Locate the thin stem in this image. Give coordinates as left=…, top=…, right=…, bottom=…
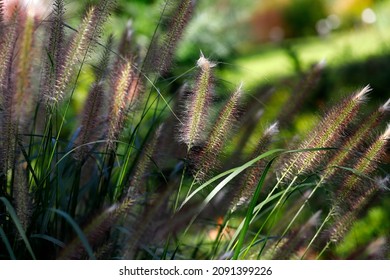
left=279, top=177, right=325, bottom=241
left=301, top=209, right=333, bottom=259
left=317, top=241, right=331, bottom=260
left=239, top=175, right=299, bottom=259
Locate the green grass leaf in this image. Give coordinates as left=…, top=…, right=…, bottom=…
left=0, top=226, right=16, bottom=260
left=49, top=208, right=96, bottom=260
left=232, top=157, right=275, bottom=259
left=0, top=197, right=36, bottom=259
left=30, top=233, right=66, bottom=249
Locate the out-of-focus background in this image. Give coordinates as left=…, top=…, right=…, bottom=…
left=75, top=0, right=390, bottom=119
left=97, top=0, right=390, bottom=92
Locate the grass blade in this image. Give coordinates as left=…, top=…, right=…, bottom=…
left=0, top=226, right=16, bottom=259
left=30, top=233, right=66, bottom=249
left=180, top=149, right=285, bottom=210
left=49, top=208, right=96, bottom=260
left=232, top=157, right=275, bottom=259
left=0, top=197, right=36, bottom=259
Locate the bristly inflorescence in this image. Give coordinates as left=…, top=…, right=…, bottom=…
left=280, top=85, right=371, bottom=180
left=41, top=0, right=65, bottom=103
left=13, top=13, right=36, bottom=129
left=0, top=11, right=19, bottom=175
left=191, top=83, right=243, bottom=181
left=106, top=59, right=141, bottom=149
left=232, top=122, right=279, bottom=208
left=125, top=126, right=161, bottom=200
left=50, top=7, right=95, bottom=104
left=312, top=123, right=389, bottom=251
left=336, top=124, right=390, bottom=201
left=43, top=0, right=116, bottom=105
left=180, top=53, right=215, bottom=149
left=0, top=0, right=4, bottom=36
left=0, top=10, right=17, bottom=98
left=327, top=180, right=381, bottom=245
left=146, top=0, right=196, bottom=76
left=13, top=159, right=32, bottom=234
left=74, top=82, right=105, bottom=162
left=73, top=36, right=114, bottom=162
left=320, top=97, right=390, bottom=183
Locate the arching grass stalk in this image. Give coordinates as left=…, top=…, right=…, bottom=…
left=229, top=147, right=335, bottom=259
left=227, top=188, right=284, bottom=252
left=172, top=149, right=285, bottom=258
left=179, top=149, right=285, bottom=210
left=278, top=176, right=326, bottom=245
left=301, top=208, right=334, bottom=259
left=241, top=176, right=300, bottom=259
left=226, top=152, right=298, bottom=252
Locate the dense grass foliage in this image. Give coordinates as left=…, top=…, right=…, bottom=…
left=0, top=0, right=389, bottom=260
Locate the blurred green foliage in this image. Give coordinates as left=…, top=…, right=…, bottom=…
left=336, top=204, right=390, bottom=259
left=283, top=0, right=328, bottom=37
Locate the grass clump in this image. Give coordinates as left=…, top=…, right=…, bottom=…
left=0, top=0, right=388, bottom=260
